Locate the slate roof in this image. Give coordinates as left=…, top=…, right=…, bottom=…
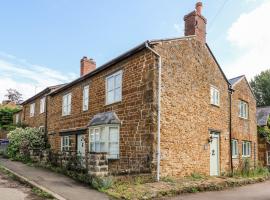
left=229, top=75, right=245, bottom=86
left=257, top=106, right=270, bottom=126
left=50, top=35, right=230, bottom=95
left=88, top=111, right=121, bottom=126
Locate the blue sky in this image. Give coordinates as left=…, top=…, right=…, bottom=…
left=0, top=0, right=268, bottom=101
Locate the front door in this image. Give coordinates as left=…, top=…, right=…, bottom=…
left=77, top=134, right=85, bottom=156
left=210, top=132, right=219, bottom=176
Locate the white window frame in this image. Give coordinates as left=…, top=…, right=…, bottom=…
left=40, top=97, right=46, bottom=114
left=210, top=86, right=220, bottom=106
left=231, top=139, right=238, bottom=158
left=239, top=100, right=248, bottom=119
left=242, top=141, right=251, bottom=157
left=30, top=103, right=35, bottom=117
left=106, top=70, right=122, bottom=105
left=89, top=125, right=120, bottom=159
left=39, top=126, right=45, bottom=134
left=62, top=93, right=72, bottom=116
left=61, top=136, right=71, bottom=151
left=267, top=151, right=270, bottom=166
left=15, top=114, right=19, bottom=124
left=82, top=85, right=89, bottom=111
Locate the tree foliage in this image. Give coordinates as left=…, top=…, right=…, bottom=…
left=250, top=70, right=270, bottom=106
left=5, top=88, right=23, bottom=104
left=7, top=127, right=45, bottom=159
left=0, top=107, right=19, bottom=131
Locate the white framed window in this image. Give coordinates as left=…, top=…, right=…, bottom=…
left=89, top=125, right=120, bottom=159
left=39, top=126, right=45, bottom=134
left=210, top=86, right=220, bottom=106
left=62, top=93, right=72, bottom=116
left=231, top=139, right=238, bottom=158
left=30, top=103, right=35, bottom=117
left=15, top=114, right=19, bottom=124
left=239, top=100, right=248, bottom=119
left=61, top=136, right=70, bottom=151
left=82, top=85, right=89, bottom=111
left=267, top=151, right=270, bottom=166
left=106, top=70, right=122, bottom=105
left=40, top=97, right=45, bottom=114
left=242, top=141, right=251, bottom=157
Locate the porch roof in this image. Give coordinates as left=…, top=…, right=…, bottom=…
left=88, top=111, right=121, bottom=127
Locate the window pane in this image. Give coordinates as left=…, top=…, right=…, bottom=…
left=114, top=88, right=121, bottom=102
left=109, top=127, right=119, bottom=142
left=107, top=90, right=114, bottom=104
left=115, top=74, right=122, bottom=88
left=107, top=77, right=114, bottom=91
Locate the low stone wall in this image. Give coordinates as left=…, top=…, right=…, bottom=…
left=29, top=149, right=109, bottom=177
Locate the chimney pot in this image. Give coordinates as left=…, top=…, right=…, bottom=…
left=184, top=2, right=207, bottom=43
left=196, top=2, right=203, bottom=15
left=80, top=56, right=96, bottom=76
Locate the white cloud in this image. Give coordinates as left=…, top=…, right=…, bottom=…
left=0, top=53, right=77, bottom=102
left=225, top=1, right=270, bottom=80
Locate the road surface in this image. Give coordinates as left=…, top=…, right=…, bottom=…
left=168, top=180, right=270, bottom=200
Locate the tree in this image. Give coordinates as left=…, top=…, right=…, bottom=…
left=5, top=88, right=23, bottom=104
left=250, top=69, right=270, bottom=106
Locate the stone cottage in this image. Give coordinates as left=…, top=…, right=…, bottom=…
left=15, top=2, right=257, bottom=178
left=17, top=85, right=65, bottom=133
left=257, top=106, right=270, bottom=166
left=229, top=75, right=257, bottom=169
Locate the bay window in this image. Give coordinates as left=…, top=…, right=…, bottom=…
left=89, top=125, right=119, bottom=159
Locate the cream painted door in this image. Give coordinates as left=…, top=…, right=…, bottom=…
left=210, top=132, right=219, bottom=176
left=77, top=134, right=85, bottom=156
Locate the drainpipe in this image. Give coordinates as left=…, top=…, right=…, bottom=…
left=44, top=95, right=48, bottom=147
left=229, top=86, right=234, bottom=173
left=145, top=41, right=161, bottom=181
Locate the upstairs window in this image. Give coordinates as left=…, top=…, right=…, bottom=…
left=89, top=125, right=119, bottom=159
left=82, top=85, right=89, bottom=111
left=242, top=141, right=251, bottom=157
left=239, top=100, right=248, bottom=119
left=61, top=136, right=70, bottom=151
left=231, top=139, right=238, bottom=158
left=106, top=70, right=122, bottom=105
left=210, top=86, right=220, bottom=106
left=62, top=93, right=72, bottom=116
left=30, top=103, right=35, bottom=117
left=40, top=97, right=45, bottom=114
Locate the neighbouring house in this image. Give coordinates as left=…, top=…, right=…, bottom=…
left=17, top=85, right=65, bottom=133
left=14, top=2, right=257, bottom=178
left=229, top=76, right=257, bottom=169
left=257, top=106, right=270, bottom=167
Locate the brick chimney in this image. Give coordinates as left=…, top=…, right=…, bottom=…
left=80, top=56, right=96, bottom=76
left=184, top=2, right=207, bottom=43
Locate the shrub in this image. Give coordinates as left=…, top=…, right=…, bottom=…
left=7, top=127, right=45, bottom=159
left=91, top=176, right=114, bottom=191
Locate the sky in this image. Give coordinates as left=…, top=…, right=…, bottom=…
left=0, top=0, right=269, bottom=102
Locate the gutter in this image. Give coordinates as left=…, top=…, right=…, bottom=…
left=145, top=41, right=161, bottom=182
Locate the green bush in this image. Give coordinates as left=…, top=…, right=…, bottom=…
left=7, top=127, right=45, bottom=159
left=91, top=176, right=114, bottom=191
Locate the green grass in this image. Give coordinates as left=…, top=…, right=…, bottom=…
left=31, top=187, right=55, bottom=199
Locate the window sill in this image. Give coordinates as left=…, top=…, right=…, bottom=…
left=210, top=103, right=220, bottom=108
left=242, top=156, right=251, bottom=158
left=105, top=100, right=122, bottom=107
left=232, top=156, right=238, bottom=159
left=239, top=117, right=248, bottom=120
